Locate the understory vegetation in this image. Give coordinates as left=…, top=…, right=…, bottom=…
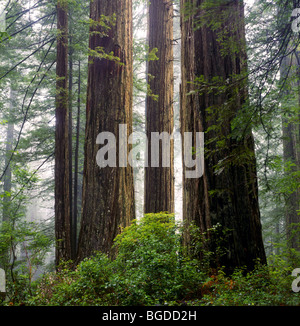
left=1, top=213, right=299, bottom=306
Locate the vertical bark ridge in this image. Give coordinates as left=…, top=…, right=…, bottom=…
left=144, top=0, right=174, bottom=214
left=180, top=0, right=266, bottom=272
left=55, top=0, right=71, bottom=265
left=76, top=0, right=135, bottom=261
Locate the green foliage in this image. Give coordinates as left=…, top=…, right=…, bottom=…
left=187, top=221, right=233, bottom=273
left=0, top=159, right=53, bottom=305
left=28, top=254, right=112, bottom=306
left=26, top=213, right=205, bottom=306
left=144, top=47, right=160, bottom=102
left=146, top=81, right=159, bottom=102
left=0, top=219, right=53, bottom=304
left=0, top=31, right=10, bottom=43
left=111, top=213, right=204, bottom=305
left=88, top=46, right=124, bottom=65
left=195, top=256, right=300, bottom=306
left=88, top=13, right=116, bottom=37
left=18, top=214, right=300, bottom=307
left=147, top=47, right=159, bottom=62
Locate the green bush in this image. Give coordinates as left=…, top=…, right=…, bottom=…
left=111, top=212, right=204, bottom=305
left=28, top=253, right=113, bottom=306
left=0, top=219, right=52, bottom=304
left=23, top=213, right=300, bottom=306
left=193, top=261, right=300, bottom=306
left=27, top=213, right=204, bottom=306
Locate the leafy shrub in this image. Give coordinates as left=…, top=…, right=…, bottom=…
left=193, top=261, right=300, bottom=306
left=28, top=253, right=113, bottom=306
left=111, top=212, right=204, bottom=305
left=23, top=213, right=300, bottom=306
left=26, top=213, right=204, bottom=306
left=0, top=219, right=52, bottom=304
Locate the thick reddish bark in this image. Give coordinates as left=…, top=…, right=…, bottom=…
left=55, top=0, right=71, bottom=265
left=180, top=0, right=266, bottom=272
left=76, top=0, right=135, bottom=261
left=144, top=0, right=174, bottom=214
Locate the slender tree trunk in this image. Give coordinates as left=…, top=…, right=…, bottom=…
left=180, top=0, right=266, bottom=272
left=144, top=0, right=174, bottom=214
left=68, top=15, right=75, bottom=260
left=55, top=0, right=71, bottom=265
left=280, top=52, right=300, bottom=251
left=73, top=60, right=81, bottom=256
left=2, top=87, right=14, bottom=222
left=76, top=0, right=135, bottom=261
left=283, top=120, right=300, bottom=249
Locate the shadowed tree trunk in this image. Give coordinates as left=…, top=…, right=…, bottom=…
left=73, top=60, right=81, bottom=259
left=144, top=0, right=174, bottom=214
left=55, top=0, right=71, bottom=265
left=280, top=51, right=300, bottom=251
left=76, top=0, right=135, bottom=261
left=180, top=0, right=266, bottom=272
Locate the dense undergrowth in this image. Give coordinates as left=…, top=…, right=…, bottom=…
left=1, top=213, right=300, bottom=306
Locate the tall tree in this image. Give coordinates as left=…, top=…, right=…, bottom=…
left=280, top=51, right=300, bottom=251
left=144, top=0, right=174, bottom=214
left=55, top=0, right=71, bottom=265
left=68, top=8, right=74, bottom=260
left=2, top=86, right=15, bottom=222
left=76, top=0, right=135, bottom=261
left=180, top=0, right=266, bottom=272
left=73, top=59, right=81, bottom=258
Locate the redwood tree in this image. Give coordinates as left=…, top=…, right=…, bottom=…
left=144, top=0, right=174, bottom=214
left=280, top=52, right=300, bottom=251
left=180, top=0, right=266, bottom=272
left=55, top=0, right=71, bottom=265
left=76, top=0, right=135, bottom=261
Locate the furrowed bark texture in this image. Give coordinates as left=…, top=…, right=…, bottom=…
left=180, top=0, right=266, bottom=272
left=280, top=53, right=300, bottom=251
left=55, top=0, right=71, bottom=265
left=73, top=60, right=81, bottom=259
left=144, top=0, right=174, bottom=214
left=76, top=0, right=135, bottom=261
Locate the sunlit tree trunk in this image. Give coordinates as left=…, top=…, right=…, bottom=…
left=280, top=52, right=300, bottom=251
left=144, top=0, right=174, bottom=214
left=76, top=0, right=135, bottom=261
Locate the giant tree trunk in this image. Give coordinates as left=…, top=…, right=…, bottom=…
left=144, top=0, right=174, bottom=214
left=180, top=0, right=266, bottom=272
left=55, top=0, right=71, bottom=265
left=76, top=0, right=135, bottom=261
